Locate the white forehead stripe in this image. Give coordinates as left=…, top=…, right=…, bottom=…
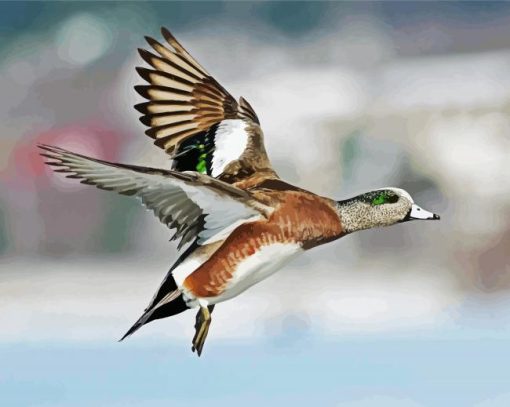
left=211, top=119, right=249, bottom=177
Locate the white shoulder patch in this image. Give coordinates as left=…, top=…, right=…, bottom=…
left=211, top=119, right=249, bottom=177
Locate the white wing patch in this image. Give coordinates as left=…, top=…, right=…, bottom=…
left=176, top=178, right=260, bottom=243
left=199, top=215, right=261, bottom=246
left=211, top=119, right=249, bottom=177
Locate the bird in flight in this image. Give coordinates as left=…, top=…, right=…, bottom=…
left=39, top=27, right=440, bottom=356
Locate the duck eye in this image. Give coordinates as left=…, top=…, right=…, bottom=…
left=371, top=192, right=399, bottom=206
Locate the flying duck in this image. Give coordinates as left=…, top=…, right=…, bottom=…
left=39, top=27, right=440, bottom=356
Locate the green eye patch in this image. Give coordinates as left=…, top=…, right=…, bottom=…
left=371, top=191, right=399, bottom=206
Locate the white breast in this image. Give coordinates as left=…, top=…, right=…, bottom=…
left=204, top=243, right=303, bottom=305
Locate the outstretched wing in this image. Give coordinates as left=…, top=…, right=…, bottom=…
left=39, top=145, right=270, bottom=249
left=135, top=27, right=277, bottom=184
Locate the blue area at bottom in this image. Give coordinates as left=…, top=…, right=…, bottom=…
left=1, top=335, right=509, bottom=406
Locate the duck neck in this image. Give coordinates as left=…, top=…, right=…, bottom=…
left=335, top=198, right=372, bottom=234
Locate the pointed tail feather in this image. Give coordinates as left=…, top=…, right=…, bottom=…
left=119, top=290, right=188, bottom=341
left=119, top=310, right=153, bottom=342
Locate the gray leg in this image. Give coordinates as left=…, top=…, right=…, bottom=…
left=191, top=305, right=215, bottom=356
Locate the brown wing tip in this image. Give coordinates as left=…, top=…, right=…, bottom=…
left=161, top=27, right=177, bottom=46
left=139, top=115, right=152, bottom=126
left=134, top=102, right=149, bottom=114
left=145, top=35, right=171, bottom=56
left=37, top=143, right=57, bottom=151
left=239, top=96, right=260, bottom=125
left=40, top=154, right=61, bottom=166
left=37, top=145, right=67, bottom=169
left=135, top=66, right=151, bottom=83
left=145, top=127, right=159, bottom=139
left=138, top=48, right=157, bottom=66
left=37, top=143, right=52, bottom=153
left=153, top=136, right=176, bottom=154
left=134, top=85, right=150, bottom=99
left=144, top=35, right=158, bottom=48
left=37, top=143, right=66, bottom=157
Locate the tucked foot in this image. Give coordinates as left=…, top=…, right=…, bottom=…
left=191, top=305, right=214, bottom=356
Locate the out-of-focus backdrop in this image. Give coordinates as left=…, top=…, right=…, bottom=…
left=2, top=2, right=510, bottom=406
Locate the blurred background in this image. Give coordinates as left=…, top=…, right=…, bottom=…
left=2, top=1, right=510, bottom=406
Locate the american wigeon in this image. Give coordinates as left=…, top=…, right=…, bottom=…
left=39, top=28, right=439, bottom=356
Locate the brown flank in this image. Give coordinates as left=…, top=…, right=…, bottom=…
left=182, top=190, right=344, bottom=297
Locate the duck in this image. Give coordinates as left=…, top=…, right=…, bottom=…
left=39, top=27, right=440, bottom=356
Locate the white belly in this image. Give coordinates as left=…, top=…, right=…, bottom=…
left=203, top=243, right=303, bottom=305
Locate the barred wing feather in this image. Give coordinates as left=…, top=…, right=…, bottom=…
left=135, top=27, right=277, bottom=184
left=39, top=145, right=268, bottom=248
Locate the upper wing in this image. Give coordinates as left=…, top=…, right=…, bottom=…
left=39, top=144, right=270, bottom=249
left=135, top=27, right=277, bottom=184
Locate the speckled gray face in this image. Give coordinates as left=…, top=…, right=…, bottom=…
left=336, top=188, right=438, bottom=233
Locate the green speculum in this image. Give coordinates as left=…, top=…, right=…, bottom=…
left=195, top=143, right=208, bottom=173
left=195, top=153, right=208, bottom=173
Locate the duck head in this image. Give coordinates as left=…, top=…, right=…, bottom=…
left=336, top=187, right=439, bottom=234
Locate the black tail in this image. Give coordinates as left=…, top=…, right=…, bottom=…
left=119, top=290, right=188, bottom=341
left=119, top=241, right=199, bottom=341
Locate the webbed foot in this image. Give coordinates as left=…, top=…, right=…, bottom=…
left=191, top=305, right=214, bottom=356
